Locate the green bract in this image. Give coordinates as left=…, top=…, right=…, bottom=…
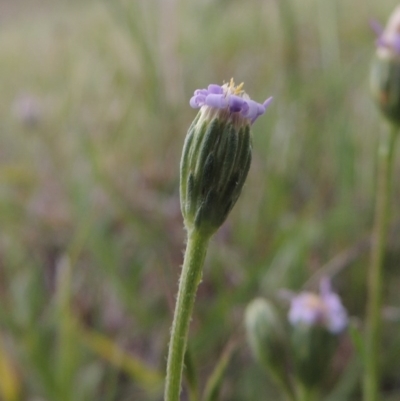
left=371, top=57, right=400, bottom=125
left=371, top=6, right=400, bottom=126
left=245, top=299, right=290, bottom=385
left=180, top=111, right=252, bottom=236
left=290, top=325, right=339, bottom=390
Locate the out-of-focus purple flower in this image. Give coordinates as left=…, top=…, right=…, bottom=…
left=288, top=278, right=348, bottom=334
left=190, top=79, right=272, bottom=125
left=372, top=6, right=400, bottom=58
left=12, top=93, right=42, bottom=127
left=370, top=7, right=400, bottom=125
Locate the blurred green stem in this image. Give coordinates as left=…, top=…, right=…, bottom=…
left=276, top=0, right=300, bottom=94
left=165, top=230, right=210, bottom=401
left=296, top=384, right=317, bottom=401
left=274, top=375, right=296, bottom=401
left=364, top=125, right=398, bottom=401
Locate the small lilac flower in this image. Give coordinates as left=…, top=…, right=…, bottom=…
left=370, top=7, right=400, bottom=125
left=288, top=278, right=348, bottom=334
left=189, top=79, right=272, bottom=125
left=180, top=79, right=272, bottom=235
left=372, top=6, right=400, bottom=58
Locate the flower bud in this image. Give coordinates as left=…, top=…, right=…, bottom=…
left=245, top=298, right=291, bottom=387
left=180, top=80, right=272, bottom=236
left=370, top=6, right=400, bottom=125
left=291, top=325, right=339, bottom=390
left=288, top=279, right=348, bottom=389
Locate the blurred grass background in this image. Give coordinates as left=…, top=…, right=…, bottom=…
left=1, top=0, right=400, bottom=400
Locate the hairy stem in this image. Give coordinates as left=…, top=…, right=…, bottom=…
left=165, top=230, right=210, bottom=401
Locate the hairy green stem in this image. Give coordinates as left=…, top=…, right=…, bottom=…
left=364, top=125, right=398, bottom=401
left=165, top=230, right=210, bottom=401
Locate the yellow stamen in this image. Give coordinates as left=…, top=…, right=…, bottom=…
left=234, top=82, right=244, bottom=94
left=304, top=294, right=324, bottom=309
left=227, top=78, right=245, bottom=95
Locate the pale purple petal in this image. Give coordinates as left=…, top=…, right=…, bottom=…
left=288, top=294, right=323, bottom=326
left=208, top=84, right=224, bottom=94
left=250, top=105, right=267, bottom=124
left=190, top=95, right=206, bottom=108
left=263, top=97, right=274, bottom=110
left=241, top=101, right=249, bottom=114
left=205, top=94, right=228, bottom=109
left=393, top=36, right=400, bottom=54
left=194, top=89, right=208, bottom=96
left=319, top=277, right=332, bottom=297
left=376, top=37, right=385, bottom=48
left=328, top=308, right=348, bottom=333
left=324, top=293, right=348, bottom=333
left=288, top=278, right=348, bottom=334
left=322, top=292, right=348, bottom=333
left=256, top=103, right=266, bottom=117
left=372, top=12, right=400, bottom=55
left=228, top=95, right=245, bottom=112
left=189, top=82, right=272, bottom=125
left=370, top=19, right=383, bottom=36
left=241, top=99, right=260, bottom=120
